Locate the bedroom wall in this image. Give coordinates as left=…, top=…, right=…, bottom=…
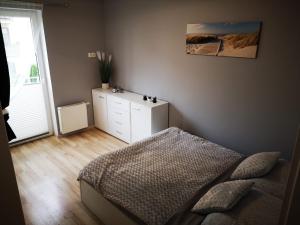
left=103, top=0, right=300, bottom=159
left=42, top=0, right=104, bottom=129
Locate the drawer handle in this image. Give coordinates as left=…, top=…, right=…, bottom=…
left=116, top=130, right=123, bottom=135
left=115, top=121, right=123, bottom=125
left=133, top=108, right=141, bottom=111
left=98, top=96, right=104, bottom=99
left=114, top=112, right=123, bottom=116
left=114, top=101, right=122, bottom=105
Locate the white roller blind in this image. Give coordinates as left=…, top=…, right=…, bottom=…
left=0, top=7, right=52, bottom=142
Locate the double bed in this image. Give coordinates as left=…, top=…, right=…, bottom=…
left=78, top=127, right=289, bottom=225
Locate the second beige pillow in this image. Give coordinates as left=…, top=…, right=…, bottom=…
left=192, top=180, right=254, bottom=214
left=230, top=152, right=281, bottom=180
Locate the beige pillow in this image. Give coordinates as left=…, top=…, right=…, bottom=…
left=192, top=180, right=254, bottom=214
left=230, top=152, right=281, bottom=180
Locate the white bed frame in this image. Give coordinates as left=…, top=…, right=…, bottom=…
left=80, top=180, right=140, bottom=225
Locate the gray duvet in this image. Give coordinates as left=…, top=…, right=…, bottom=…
left=78, top=127, right=242, bottom=225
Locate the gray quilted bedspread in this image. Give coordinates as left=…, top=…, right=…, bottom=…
left=78, top=127, right=242, bottom=225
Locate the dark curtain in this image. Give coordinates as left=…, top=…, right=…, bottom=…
left=0, top=23, right=16, bottom=142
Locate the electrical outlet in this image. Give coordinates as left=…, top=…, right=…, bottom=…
left=88, top=52, right=97, bottom=58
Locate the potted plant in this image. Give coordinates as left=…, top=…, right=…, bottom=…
left=97, top=51, right=112, bottom=89
left=30, top=64, right=39, bottom=83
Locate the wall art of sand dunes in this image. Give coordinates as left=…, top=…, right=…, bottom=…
left=186, top=22, right=261, bottom=58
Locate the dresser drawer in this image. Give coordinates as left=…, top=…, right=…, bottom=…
left=110, top=121, right=130, bottom=142
left=107, top=95, right=130, bottom=112
left=107, top=101, right=130, bottom=128
left=110, top=108, right=129, bottom=122
left=107, top=97, right=130, bottom=142
left=109, top=109, right=130, bottom=130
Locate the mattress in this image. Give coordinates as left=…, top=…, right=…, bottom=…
left=78, top=127, right=242, bottom=225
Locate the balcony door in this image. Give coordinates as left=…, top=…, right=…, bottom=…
left=0, top=8, right=53, bottom=143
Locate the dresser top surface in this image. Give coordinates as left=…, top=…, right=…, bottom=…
left=92, top=88, right=168, bottom=108
left=93, top=88, right=168, bottom=107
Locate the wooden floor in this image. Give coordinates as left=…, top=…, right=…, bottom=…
left=10, top=128, right=127, bottom=225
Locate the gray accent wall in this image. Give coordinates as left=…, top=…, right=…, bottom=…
left=103, top=0, right=300, bottom=158
left=43, top=0, right=104, bottom=128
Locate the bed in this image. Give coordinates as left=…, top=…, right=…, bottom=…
left=78, top=127, right=289, bottom=225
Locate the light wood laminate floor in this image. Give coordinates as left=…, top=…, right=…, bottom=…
left=10, top=128, right=127, bottom=225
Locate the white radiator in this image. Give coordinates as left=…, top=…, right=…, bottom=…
left=57, top=102, right=88, bottom=134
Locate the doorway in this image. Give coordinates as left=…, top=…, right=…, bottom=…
left=0, top=8, right=53, bottom=143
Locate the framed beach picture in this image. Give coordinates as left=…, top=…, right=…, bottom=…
left=186, top=21, right=262, bottom=58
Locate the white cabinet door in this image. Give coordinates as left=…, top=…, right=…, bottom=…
left=92, top=91, right=108, bottom=132
left=131, top=103, right=149, bottom=142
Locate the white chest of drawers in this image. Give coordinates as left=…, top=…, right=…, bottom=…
left=92, top=88, right=169, bottom=143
